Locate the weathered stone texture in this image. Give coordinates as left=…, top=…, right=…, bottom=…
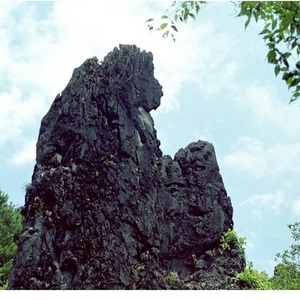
left=9, top=45, right=245, bottom=290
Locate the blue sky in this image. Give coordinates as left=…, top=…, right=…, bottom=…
left=1, top=1, right=300, bottom=278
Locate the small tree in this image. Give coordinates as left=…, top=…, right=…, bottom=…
left=0, top=189, right=24, bottom=289
left=271, top=222, right=300, bottom=289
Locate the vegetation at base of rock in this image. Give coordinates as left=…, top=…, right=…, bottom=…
left=234, top=261, right=272, bottom=290
left=0, top=188, right=24, bottom=289
left=165, top=271, right=180, bottom=289
left=220, top=229, right=246, bottom=257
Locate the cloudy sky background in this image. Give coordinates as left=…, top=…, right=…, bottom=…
left=1, top=1, right=300, bottom=276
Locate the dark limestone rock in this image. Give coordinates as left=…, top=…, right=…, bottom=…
left=9, top=45, right=245, bottom=290
left=160, top=141, right=236, bottom=276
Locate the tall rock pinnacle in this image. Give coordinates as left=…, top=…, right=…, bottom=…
left=9, top=45, right=245, bottom=290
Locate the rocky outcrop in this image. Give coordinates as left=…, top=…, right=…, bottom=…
left=9, top=45, right=245, bottom=290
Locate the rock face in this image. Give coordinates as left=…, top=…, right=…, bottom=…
left=9, top=45, right=245, bottom=290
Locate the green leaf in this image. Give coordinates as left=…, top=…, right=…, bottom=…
left=260, top=27, right=271, bottom=35
left=147, top=24, right=153, bottom=31
left=291, top=39, right=298, bottom=49
left=160, top=23, right=168, bottom=30
left=283, top=58, right=290, bottom=68
left=287, top=76, right=293, bottom=88
left=267, top=50, right=277, bottom=63
left=162, top=30, right=169, bottom=39
left=282, top=52, right=292, bottom=59
left=272, top=18, right=278, bottom=30
left=189, top=12, right=196, bottom=20
left=245, top=17, right=251, bottom=29
left=291, top=78, right=300, bottom=87
left=171, top=25, right=178, bottom=32
left=161, top=15, right=168, bottom=19
left=290, top=94, right=298, bottom=102
left=274, top=65, right=281, bottom=77
left=293, top=92, right=300, bottom=99
left=281, top=67, right=289, bottom=72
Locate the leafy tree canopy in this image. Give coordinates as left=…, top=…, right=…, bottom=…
left=271, top=222, right=300, bottom=289
left=147, top=1, right=300, bottom=103
left=0, top=189, right=23, bottom=289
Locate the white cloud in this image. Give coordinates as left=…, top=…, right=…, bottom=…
left=236, top=83, right=300, bottom=140
left=8, top=139, right=36, bottom=166
left=244, top=231, right=258, bottom=254
left=174, top=20, right=238, bottom=95
left=223, top=136, right=300, bottom=179
left=239, top=190, right=285, bottom=219
left=292, top=198, right=300, bottom=218
left=0, top=89, right=47, bottom=143
left=192, top=128, right=216, bottom=145
left=224, top=137, right=267, bottom=178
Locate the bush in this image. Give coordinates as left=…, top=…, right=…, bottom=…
left=220, top=229, right=246, bottom=257
left=235, top=261, right=272, bottom=290
left=165, top=271, right=180, bottom=288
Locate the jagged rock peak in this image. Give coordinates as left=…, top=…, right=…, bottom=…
left=9, top=45, right=245, bottom=290
left=67, top=44, right=162, bottom=111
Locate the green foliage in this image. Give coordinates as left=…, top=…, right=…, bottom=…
left=237, top=1, right=300, bottom=103
left=270, top=222, right=300, bottom=289
left=22, top=182, right=32, bottom=192
left=0, top=189, right=24, bottom=289
left=146, top=1, right=207, bottom=41
left=0, top=281, right=8, bottom=290
left=235, top=261, right=272, bottom=290
left=136, top=263, right=145, bottom=271
left=149, top=1, right=300, bottom=103
left=220, top=229, right=246, bottom=257
left=165, top=271, right=180, bottom=288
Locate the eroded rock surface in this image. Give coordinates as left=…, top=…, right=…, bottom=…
left=9, top=45, right=245, bottom=290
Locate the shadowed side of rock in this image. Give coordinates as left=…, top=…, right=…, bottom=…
left=9, top=45, right=245, bottom=290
